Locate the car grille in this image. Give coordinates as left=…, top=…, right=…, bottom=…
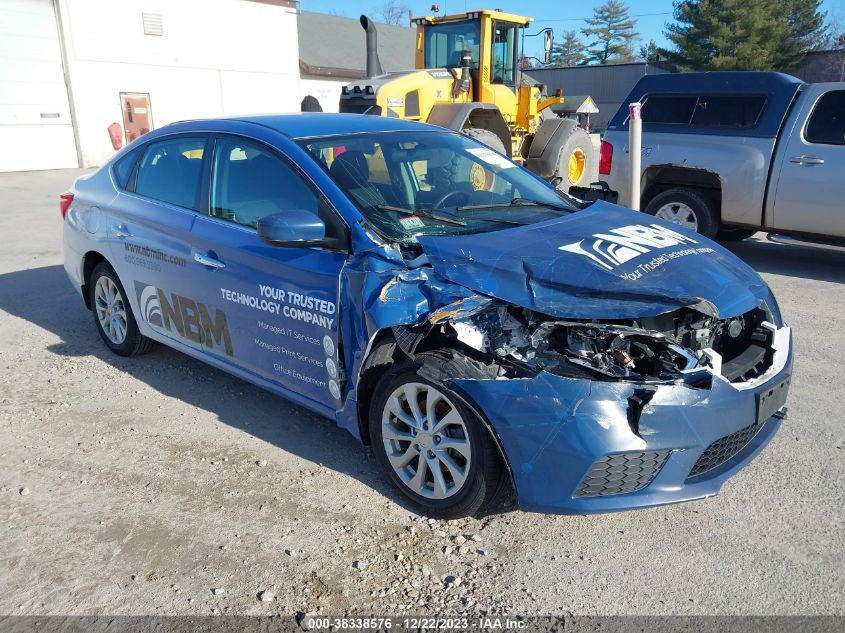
left=687, top=422, right=761, bottom=479
left=575, top=451, right=670, bottom=498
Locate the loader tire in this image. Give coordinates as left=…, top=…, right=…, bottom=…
left=453, top=128, right=509, bottom=192
left=461, top=127, right=507, bottom=155
left=554, top=125, right=595, bottom=189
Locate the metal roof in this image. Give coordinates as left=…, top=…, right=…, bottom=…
left=235, top=113, right=438, bottom=138
left=297, top=11, right=415, bottom=79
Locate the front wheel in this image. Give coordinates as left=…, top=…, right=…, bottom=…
left=369, top=355, right=505, bottom=519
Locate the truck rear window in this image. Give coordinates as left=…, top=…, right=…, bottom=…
left=641, top=94, right=766, bottom=129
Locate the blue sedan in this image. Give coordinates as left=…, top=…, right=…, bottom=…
left=62, top=114, right=792, bottom=518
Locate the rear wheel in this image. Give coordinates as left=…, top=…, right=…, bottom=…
left=369, top=355, right=505, bottom=519
left=89, top=262, right=153, bottom=356
left=644, top=188, right=718, bottom=239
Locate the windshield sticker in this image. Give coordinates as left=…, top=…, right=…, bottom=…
left=399, top=215, right=425, bottom=230
left=467, top=147, right=515, bottom=170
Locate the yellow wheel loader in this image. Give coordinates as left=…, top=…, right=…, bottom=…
left=338, top=9, right=599, bottom=190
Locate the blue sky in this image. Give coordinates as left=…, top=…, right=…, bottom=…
left=298, top=0, right=845, bottom=60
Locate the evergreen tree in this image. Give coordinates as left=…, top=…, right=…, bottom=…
left=639, top=39, right=659, bottom=62
left=551, top=30, right=588, bottom=66
left=775, top=0, right=828, bottom=68
left=581, top=0, right=639, bottom=63
left=660, top=0, right=827, bottom=71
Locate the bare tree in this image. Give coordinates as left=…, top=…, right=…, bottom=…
left=375, top=0, right=411, bottom=25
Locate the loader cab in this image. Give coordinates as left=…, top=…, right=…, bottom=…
left=414, top=10, right=531, bottom=104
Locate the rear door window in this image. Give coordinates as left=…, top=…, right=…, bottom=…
left=805, top=90, right=845, bottom=145
left=133, top=137, right=206, bottom=210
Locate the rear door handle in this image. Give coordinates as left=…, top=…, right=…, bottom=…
left=790, top=155, right=825, bottom=166
left=193, top=252, right=226, bottom=269
left=113, top=224, right=131, bottom=239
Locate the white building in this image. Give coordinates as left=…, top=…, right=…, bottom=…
left=1, top=0, right=301, bottom=171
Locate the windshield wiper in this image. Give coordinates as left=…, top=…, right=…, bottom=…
left=376, top=204, right=467, bottom=226
left=456, top=197, right=571, bottom=212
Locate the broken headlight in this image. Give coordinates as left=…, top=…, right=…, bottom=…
left=534, top=322, right=696, bottom=380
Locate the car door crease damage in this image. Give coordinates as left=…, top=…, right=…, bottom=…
left=63, top=114, right=792, bottom=517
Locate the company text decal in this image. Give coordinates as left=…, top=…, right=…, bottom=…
left=559, top=223, right=714, bottom=279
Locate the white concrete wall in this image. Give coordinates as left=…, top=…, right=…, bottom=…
left=299, top=77, right=347, bottom=113
left=56, top=0, right=301, bottom=167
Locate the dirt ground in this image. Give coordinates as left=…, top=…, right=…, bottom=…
left=1, top=169, right=843, bottom=617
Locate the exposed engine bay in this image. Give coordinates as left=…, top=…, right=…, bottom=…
left=428, top=300, right=776, bottom=385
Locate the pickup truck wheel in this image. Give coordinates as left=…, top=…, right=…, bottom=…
left=716, top=226, right=756, bottom=242
left=369, top=355, right=505, bottom=519
left=645, top=188, right=718, bottom=239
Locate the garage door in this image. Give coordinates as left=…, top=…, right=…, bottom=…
left=0, top=0, right=78, bottom=172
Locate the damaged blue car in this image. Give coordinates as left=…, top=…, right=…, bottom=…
left=62, top=114, right=792, bottom=518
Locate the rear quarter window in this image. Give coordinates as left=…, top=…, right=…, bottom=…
left=112, top=147, right=142, bottom=190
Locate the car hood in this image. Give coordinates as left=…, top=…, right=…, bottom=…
left=416, top=202, right=768, bottom=319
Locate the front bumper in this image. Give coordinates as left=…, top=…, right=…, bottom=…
left=450, top=326, right=793, bottom=514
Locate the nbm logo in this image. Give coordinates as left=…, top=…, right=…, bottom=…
left=559, top=223, right=698, bottom=271
left=135, top=282, right=233, bottom=356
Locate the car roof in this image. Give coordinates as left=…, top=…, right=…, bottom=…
left=229, top=113, right=437, bottom=138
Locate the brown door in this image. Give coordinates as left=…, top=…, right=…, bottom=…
left=120, top=93, right=153, bottom=143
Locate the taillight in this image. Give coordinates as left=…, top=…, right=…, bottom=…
left=59, top=192, right=74, bottom=220
left=599, top=141, right=613, bottom=175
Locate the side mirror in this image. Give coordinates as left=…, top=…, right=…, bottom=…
left=544, top=29, right=553, bottom=53
left=257, top=209, right=327, bottom=248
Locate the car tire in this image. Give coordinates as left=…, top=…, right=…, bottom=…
left=716, top=226, right=756, bottom=242
left=89, top=261, right=154, bottom=357
left=644, top=188, right=718, bottom=239
left=369, top=354, right=506, bottom=519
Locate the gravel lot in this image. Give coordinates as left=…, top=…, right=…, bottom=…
left=1, top=169, right=843, bottom=617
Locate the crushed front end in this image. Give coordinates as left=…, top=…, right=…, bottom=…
left=426, top=297, right=792, bottom=514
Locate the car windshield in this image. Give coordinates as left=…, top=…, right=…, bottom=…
left=297, top=130, right=574, bottom=244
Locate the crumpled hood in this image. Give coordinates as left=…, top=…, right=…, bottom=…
left=417, top=202, right=769, bottom=319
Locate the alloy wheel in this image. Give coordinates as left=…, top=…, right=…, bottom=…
left=655, top=202, right=698, bottom=230
left=94, top=275, right=128, bottom=345
left=381, top=382, right=471, bottom=500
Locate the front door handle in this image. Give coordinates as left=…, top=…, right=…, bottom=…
left=193, top=252, right=226, bottom=269
left=113, top=224, right=131, bottom=239
left=790, top=154, right=825, bottom=166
